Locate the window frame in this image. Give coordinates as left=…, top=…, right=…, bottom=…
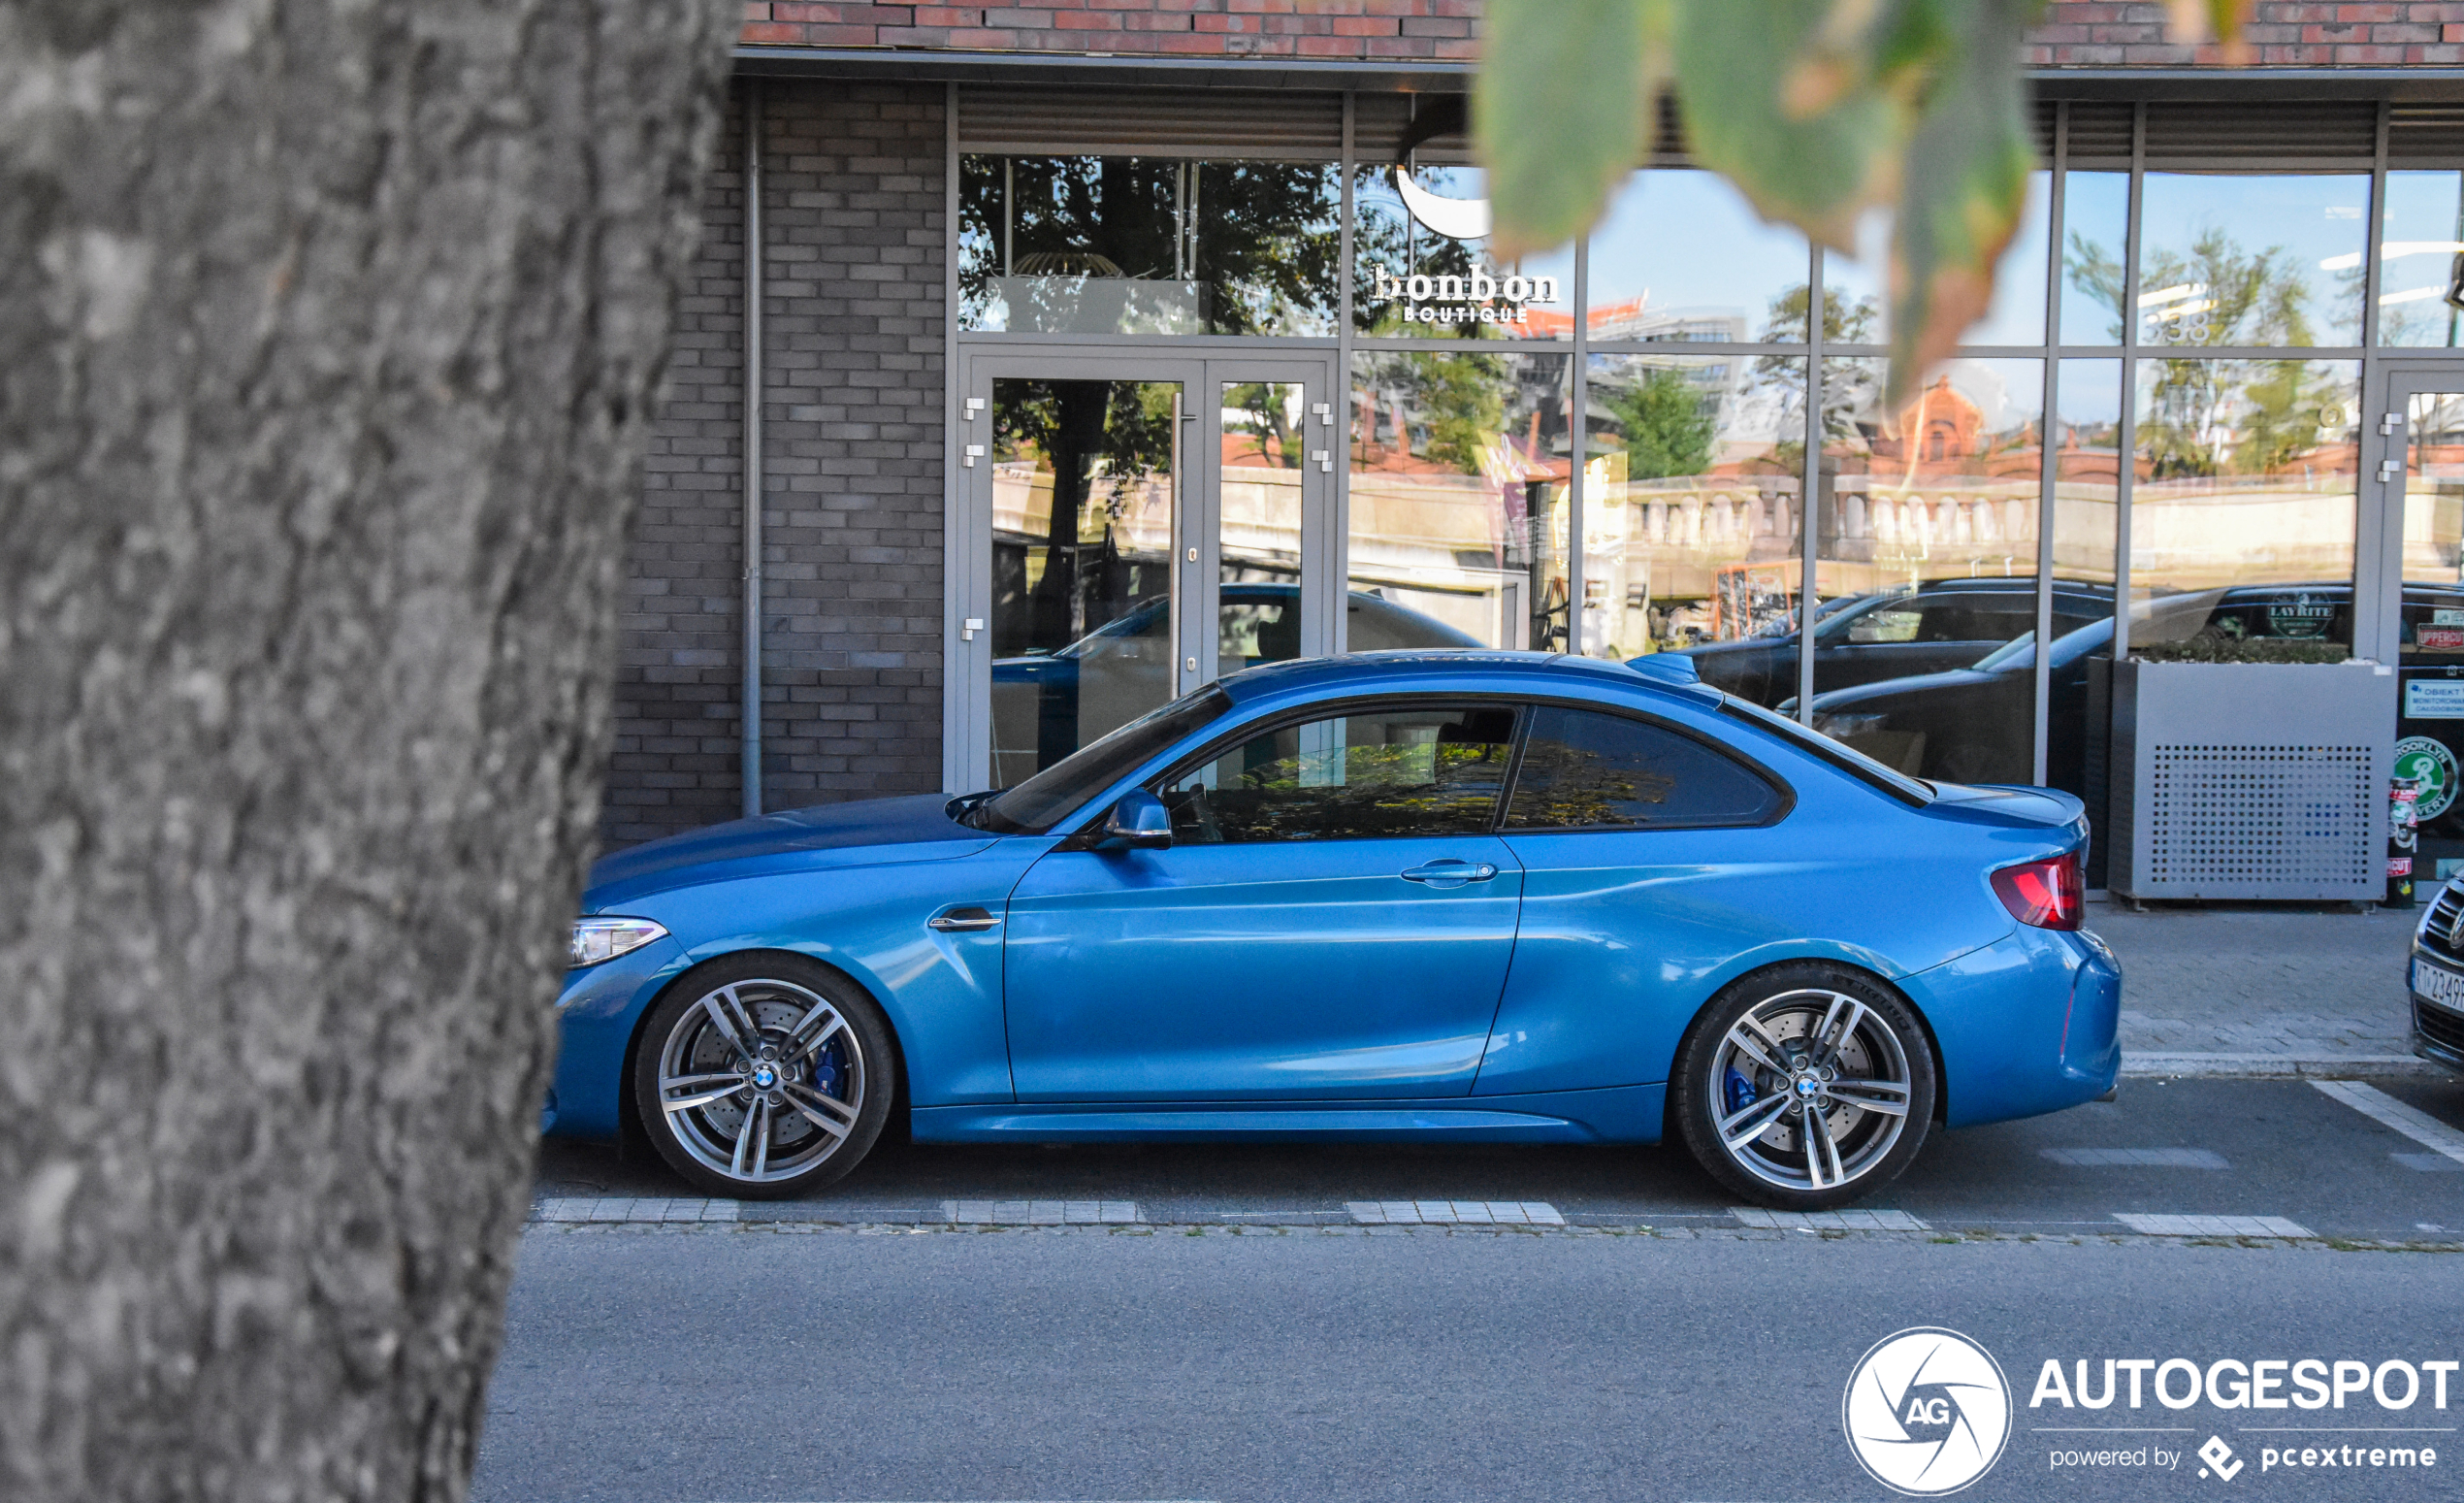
left=1056, top=690, right=1797, bottom=846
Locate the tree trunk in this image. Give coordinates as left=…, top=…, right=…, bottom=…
left=0, top=3, right=738, bottom=1498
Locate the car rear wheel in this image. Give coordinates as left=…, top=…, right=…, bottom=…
left=631, top=955, right=892, bottom=1199
left=1673, top=964, right=1936, bottom=1211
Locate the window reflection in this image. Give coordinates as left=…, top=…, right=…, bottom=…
left=1159, top=704, right=1516, bottom=842
left=1804, top=359, right=2046, bottom=784
left=2129, top=358, right=2360, bottom=658
left=2135, top=174, right=2368, bottom=347
left=2378, top=171, right=2464, bottom=348
left=1584, top=170, right=1809, bottom=343
left=1823, top=176, right=2052, bottom=348
left=2059, top=171, right=2129, bottom=345
left=958, top=155, right=1340, bottom=335
left=1353, top=163, right=1574, bottom=341
left=1583, top=353, right=1805, bottom=670
left=1349, top=351, right=1573, bottom=649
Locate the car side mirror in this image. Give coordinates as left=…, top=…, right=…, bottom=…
left=1093, top=789, right=1173, bottom=852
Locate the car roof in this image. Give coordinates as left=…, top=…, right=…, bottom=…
left=1214, top=649, right=1679, bottom=705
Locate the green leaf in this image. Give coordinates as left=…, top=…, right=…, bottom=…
left=1475, top=0, right=1660, bottom=261
left=1670, top=0, right=1915, bottom=253
left=1886, top=0, right=2041, bottom=404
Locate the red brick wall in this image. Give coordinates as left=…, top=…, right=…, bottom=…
left=739, top=2, right=1479, bottom=59
left=737, top=2, right=2464, bottom=67
left=2026, top=3, right=2464, bottom=66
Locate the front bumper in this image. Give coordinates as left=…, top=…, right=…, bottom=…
left=2409, top=944, right=2464, bottom=1072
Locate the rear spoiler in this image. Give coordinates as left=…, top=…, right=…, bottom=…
left=1625, top=653, right=1702, bottom=688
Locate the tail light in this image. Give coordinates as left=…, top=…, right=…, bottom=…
left=1993, top=851, right=2083, bottom=931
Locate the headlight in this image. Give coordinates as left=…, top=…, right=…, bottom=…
left=569, top=916, right=668, bottom=968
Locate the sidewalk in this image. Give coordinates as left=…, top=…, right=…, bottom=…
left=2091, top=899, right=2439, bottom=1078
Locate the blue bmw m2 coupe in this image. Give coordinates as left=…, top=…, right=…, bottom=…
left=552, top=651, right=2120, bottom=1210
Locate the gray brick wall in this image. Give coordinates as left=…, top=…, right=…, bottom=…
left=604, top=81, right=947, bottom=849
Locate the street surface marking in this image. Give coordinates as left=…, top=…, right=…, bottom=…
left=533, top=1197, right=738, bottom=1224
left=2393, top=1151, right=2464, bottom=1172
left=2112, top=1213, right=2313, bottom=1238
left=1345, top=1200, right=1564, bottom=1225
left=2312, top=1079, right=2464, bottom=1166
left=2041, top=1147, right=2229, bottom=1168
left=1729, top=1208, right=1927, bottom=1231
left=944, top=1199, right=1140, bottom=1225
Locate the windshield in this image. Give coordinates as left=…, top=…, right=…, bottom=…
left=1717, top=696, right=1934, bottom=805
left=1971, top=632, right=2035, bottom=672
left=973, top=687, right=1233, bottom=833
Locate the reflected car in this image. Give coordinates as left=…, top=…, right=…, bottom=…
left=2409, top=881, right=2464, bottom=1072
left=553, top=651, right=2120, bottom=1211
left=1800, top=583, right=2372, bottom=789
left=992, top=583, right=1480, bottom=781
left=1678, top=579, right=2111, bottom=707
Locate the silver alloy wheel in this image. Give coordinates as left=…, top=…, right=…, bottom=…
left=654, top=978, right=865, bottom=1186
left=1707, top=988, right=1915, bottom=1193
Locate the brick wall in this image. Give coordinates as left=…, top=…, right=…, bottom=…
left=607, top=80, right=944, bottom=848
left=737, top=1, right=2464, bottom=68
left=739, top=1, right=1479, bottom=58
left=610, top=97, right=749, bottom=849
left=2028, top=3, right=2464, bottom=66
left=757, top=83, right=947, bottom=815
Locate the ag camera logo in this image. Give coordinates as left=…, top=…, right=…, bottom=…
left=1844, top=1327, right=2013, bottom=1495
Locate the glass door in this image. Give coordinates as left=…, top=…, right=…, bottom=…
left=955, top=352, right=1336, bottom=791
left=2383, top=375, right=2464, bottom=897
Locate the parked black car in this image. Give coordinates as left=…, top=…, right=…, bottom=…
left=1800, top=583, right=2364, bottom=790
left=1678, top=578, right=2114, bottom=707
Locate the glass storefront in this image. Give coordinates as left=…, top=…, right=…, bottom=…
left=954, top=101, right=2448, bottom=876
left=1347, top=350, right=1572, bottom=648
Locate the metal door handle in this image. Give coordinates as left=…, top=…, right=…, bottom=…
left=1400, top=860, right=1499, bottom=887
left=928, top=906, right=1001, bottom=932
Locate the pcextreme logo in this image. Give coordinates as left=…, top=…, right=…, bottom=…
left=1842, top=1327, right=2014, bottom=1496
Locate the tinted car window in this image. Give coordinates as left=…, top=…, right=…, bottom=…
left=1159, top=704, right=1516, bottom=843
left=1507, top=706, right=1780, bottom=830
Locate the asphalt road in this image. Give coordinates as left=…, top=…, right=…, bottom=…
left=474, top=1225, right=2459, bottom=1503
left=532, top=1076, right=2464, bottom=1244
left=477, top=1075, right=2464, bottom=1503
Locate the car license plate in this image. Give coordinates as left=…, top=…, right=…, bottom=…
left=2414, top=957, right=2464, bottom=1016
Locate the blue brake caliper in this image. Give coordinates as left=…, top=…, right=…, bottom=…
left=811, top=1038, right=845, bottom=1101
left=1724, top=1065, right=1758, bottom=1119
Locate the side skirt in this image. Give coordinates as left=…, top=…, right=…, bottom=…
left=909, top=1084, right=1668, bottom=1145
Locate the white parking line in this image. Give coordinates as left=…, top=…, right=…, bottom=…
left=2042, top=1147, right=2229, bottom=1168
left=2312, top=1079, right=2464, bottom=1167
left=2112, top=1213, right=2313, bottom=1238
left=1345, top=1200, right=1565, bottom=1225
left=1730, top=1208, right=1928, bottom=1231
left=944, top=1199, right=1140, bottom=1225
left=534, top=1197, right=739, bottom=1224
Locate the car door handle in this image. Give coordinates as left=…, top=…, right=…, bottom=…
left=1400, top=860, right=1500, bottom=888
left=927, top=906, right=1001, bottom=932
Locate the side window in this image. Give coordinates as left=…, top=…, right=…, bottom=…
left=1845, top=605, right=1922, bottom=644
left=1506, top=705, right=1780, bottom=831
left=1159, top=704, right=1517, bottom=843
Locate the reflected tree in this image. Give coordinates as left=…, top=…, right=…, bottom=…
left=1600, top=368, right=1717, bottom=479
left=993, top=380, right=1177, bottom=646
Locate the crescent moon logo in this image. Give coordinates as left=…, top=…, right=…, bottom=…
left=1392, top=166, right=1491, bottom=241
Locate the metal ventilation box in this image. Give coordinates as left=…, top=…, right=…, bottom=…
left=2108, top=660, right=2395, bottom=902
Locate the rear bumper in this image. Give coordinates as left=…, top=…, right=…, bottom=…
left=1902, top=925, right=2121, bottom=1128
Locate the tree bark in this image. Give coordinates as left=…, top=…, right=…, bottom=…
left=0, top=3, right=738, bottom=1498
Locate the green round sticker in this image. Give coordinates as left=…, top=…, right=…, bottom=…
left=2396, top=735, right=2458, bottom=822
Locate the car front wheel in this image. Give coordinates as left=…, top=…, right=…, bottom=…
left=631, top=955, right=892, bottom=1198
left=1672, top=964, right=1936, bottom=1210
